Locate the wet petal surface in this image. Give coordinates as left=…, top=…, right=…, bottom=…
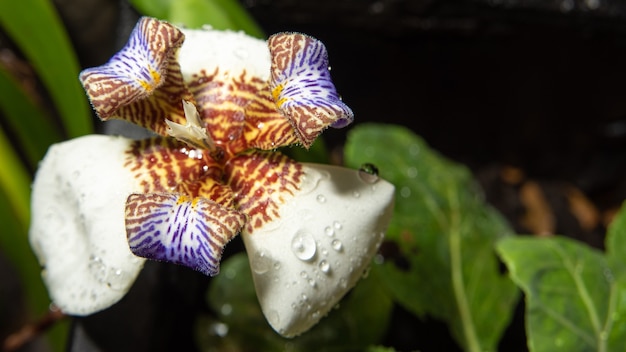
left=241, top=163, right=395, bottom=337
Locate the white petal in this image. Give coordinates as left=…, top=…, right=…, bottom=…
left=242, top=163, right=394, bottom=337
left=178, top=27, right=270, bottom=82
left=29, top=135, right=146, bottom=315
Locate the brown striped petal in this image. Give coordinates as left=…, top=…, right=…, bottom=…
left=179, top=28, right=299, bottom=156
left=268, top=33, right=354, bottom=148
left=125, top=193, right=245, bottom=276
left=223, top=150, right=304, bottom=234
left=79, top=17, right=192, bottom=135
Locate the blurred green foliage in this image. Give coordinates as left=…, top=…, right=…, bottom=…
left=498, top=201, right=626, bottom=352
left=0, top=0, right=92, bottom=349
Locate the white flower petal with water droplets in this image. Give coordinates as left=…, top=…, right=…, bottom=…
left=178, top=27, right=271, bottom=82
left=29, top=135, right=146, bottom=315
left=241, top=163, right=394, bottom=337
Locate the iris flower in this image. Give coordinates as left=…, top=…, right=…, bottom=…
left=29, top=17, right=394, bottom=337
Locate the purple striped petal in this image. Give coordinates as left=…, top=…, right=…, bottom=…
left=125, top=193, right=245, bottom=276
left=268, top=33, right=354, bottom=148
left=79, top=17, right=192, bottom=135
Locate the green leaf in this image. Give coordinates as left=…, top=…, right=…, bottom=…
left=497, top=201, right=626, bottom=352
left=0, top=0, right=93, bottom=138
left=130, top=0, right=264, bottom=38
left=344, top=123, right=519, bottom=352
left=198, top=253, right=392, bottom=351
left=0, top=66, right=62, bottom=169
left=497, top=237, right=614, bottom=351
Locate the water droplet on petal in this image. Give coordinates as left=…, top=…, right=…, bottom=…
left=324, top=226, right=334, bottom=236
left=88, top=255, right=107, bottom=283
left=333, top=221, right=342, bottom=230
left=299, top=169, right=324, bottom=195
left=358, top=163, right=379, bottom=184
left=331, top=239, right=343, bottom=251
left=353, top=190, right=361, bottom=198
left=291, top=231, right=317, bottom=260
left=339, top=278, right=347, bottom=289
left=308, top=278, right=317, bottom=287
left=106, top=268, right=128, bottom=290
left=273, top=262, right=281, bottom=270
left=252, top=251, right=271, bottom=274
left=319, top=260, right=330, bottom=273
left=316, top=194, right=326, bottom=203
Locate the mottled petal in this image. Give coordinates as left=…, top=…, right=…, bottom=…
left=125, top=193, right=245, bottom=276
left=80, top=17, right=192, bottom=135
left=241, top=163, right=394, bottom=337
left=178, top=28, right=298, bottom=155
left=268, top=33, right=354, bottom=147
left=124, top=137, right=220, bottom=194
left=29, top=135, right=147, bottom=315
left=224, top=150, right=303, bottom=234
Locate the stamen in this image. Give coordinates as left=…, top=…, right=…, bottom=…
left=166, top=100, right=216, bottom=151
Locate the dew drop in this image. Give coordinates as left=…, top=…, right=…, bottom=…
left=106, top=268, right=128, bottom=290
left=298, top=169, right=323, bottom=195
left=300, top=271, right=308, bottom=279
left=324, top=226, right=334, bottom=236
left=352, top=190, right=361, bottom=198
left=88, top=255, right=107, bottom=283
left=316, top=194, right=327, bottom=203
left=339, top=278, right=347, bottom=289
left=273, top=262, right=281, bottom=270
left=308, top=278, right=317, bottom=287
left=333, top=221, right=342, bottom=230
left=291, top=231, right=316, bottom=260
left=331, top=239, right=343, bottom=251
left=252, top=251, right=271, bottom=274
left=319, top=260, right=330, bottom=273
left=358, top=163, right=380, bottom=184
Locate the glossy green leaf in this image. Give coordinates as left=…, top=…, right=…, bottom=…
left=0, top=66, right=62, bottom=169
left=344, top=123, right=519, bottom=352
left=497, top=202, right=626, bottom=352
left=0, top=0, right=93, bottom=138
left=130, top=0, right=264, bottom=38
left=198, top=253, right=392, bottom=351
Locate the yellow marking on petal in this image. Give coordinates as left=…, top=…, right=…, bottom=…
left=271, top=83, right=287, bottom=107
left=150, top=68, right=161, bottom=85
left=176, top=195, right=190, bottom=205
